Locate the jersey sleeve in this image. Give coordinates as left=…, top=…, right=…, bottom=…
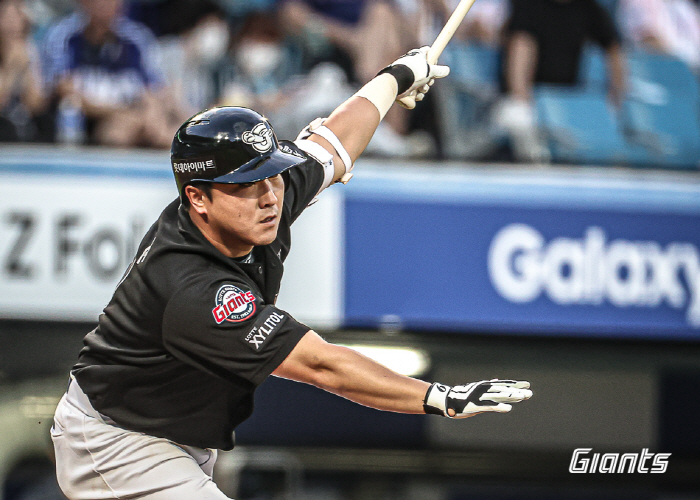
left=279, top=140, right=327, bottom=224
left=162, top=278, right=310, bottom=387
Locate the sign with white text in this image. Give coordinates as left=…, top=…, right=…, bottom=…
left=344, top=166, right=700, bottom=339
left=0, top=174, right=175, bottom=320
left=0, top=147, right=341, bottom=327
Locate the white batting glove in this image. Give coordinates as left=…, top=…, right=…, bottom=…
left=377, top=46, right=450, bottom=109
left=424, top=380, right=532, bottom=418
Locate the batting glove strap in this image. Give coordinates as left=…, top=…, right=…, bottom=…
left=423, top=382, right=451, bottom=416
left=377, top=64, right=417, bottom=95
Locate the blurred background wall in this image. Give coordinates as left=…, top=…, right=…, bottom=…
left=1, top=0, right=700, bottom=499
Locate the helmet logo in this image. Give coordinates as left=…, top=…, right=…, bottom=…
left=242, top=123, right=273, bottom=153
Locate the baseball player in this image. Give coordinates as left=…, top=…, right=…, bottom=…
left=51, top=47, right=532, bottom=500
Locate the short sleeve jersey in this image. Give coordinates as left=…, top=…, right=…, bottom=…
left=72, top=141, right=324, bottom=450
left=506, top=0, right=620, bottom=85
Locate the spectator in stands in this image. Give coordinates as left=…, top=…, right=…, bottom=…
left=280, top=0, right=441, bottom=155
left=215, top=10, right=357, bottom=142
left=280, top=0, right=411, bottom=84
left=0, top=0, right=48, bottom=142
left=496, top=0, right=626, bottom=161
left=156, top=2, right=230, bottom=115
left=217, top=12, right=300, bottom=114
left=617, top=0, right=700, bottom=71
left=42, top=0, right=186, bottom=147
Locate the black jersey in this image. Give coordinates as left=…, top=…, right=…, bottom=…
left=73, top=142, right=325, bottom=450
left=505, top=0, right=620, bottom=85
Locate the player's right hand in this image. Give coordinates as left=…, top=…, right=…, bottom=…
left=379, top=46, right=450, bottom=109
left=423, top=380, right=532, bottom=418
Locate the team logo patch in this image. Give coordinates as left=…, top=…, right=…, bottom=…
left=212, top=284, right=256, bottom=324
left=244, top=310, right=286, bottom=351
left=242, top=123, right=273, bottom=153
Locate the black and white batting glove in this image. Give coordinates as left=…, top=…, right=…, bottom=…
left=423, top=380, right=532, bottom=418
left=378, top=46, right=450, bottom=109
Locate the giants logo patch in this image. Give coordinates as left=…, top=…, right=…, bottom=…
left=212, top=285, right=256, bottom=324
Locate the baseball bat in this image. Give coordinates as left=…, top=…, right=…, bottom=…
left=427, top=0, right=479, bottom=64
left=398, top=0, right=478, bottom=108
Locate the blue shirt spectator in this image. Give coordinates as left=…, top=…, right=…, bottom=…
left=43, top=10, right=163, bottom=108
left=41, top=0, right=185, bottom=148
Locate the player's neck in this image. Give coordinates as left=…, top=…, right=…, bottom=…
left=188, top=208, right=253, bottom=259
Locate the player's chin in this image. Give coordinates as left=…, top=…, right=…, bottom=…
left=254, top=225, right=279, bottom=246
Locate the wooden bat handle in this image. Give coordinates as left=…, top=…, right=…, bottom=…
left=396, top=0, right=479, bottom=108
left=427, top=0, right=479, bottom=64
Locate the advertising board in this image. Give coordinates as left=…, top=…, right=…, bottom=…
left=344, top=166, right=700, bottom=338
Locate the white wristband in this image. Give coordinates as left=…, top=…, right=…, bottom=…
left=354, top=73, right=399, bottom=120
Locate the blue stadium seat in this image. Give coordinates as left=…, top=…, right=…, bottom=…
left=439, top=45, right=700, bottom=168
left=579, top=44, right=608, bottom=92
left=627, top=51, right=700, bottom=99
left=437, top=43, right=502, bottom=158
left=622, top=52, right=700, bottom=168
left=535, top=88, right=631, bottom=164
left=442, top=43, right=500, bottom=90
left=622, top=97, right=700, bottom=168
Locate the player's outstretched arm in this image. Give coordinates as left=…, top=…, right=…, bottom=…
left=272, top=331, right=532, bottom=417
left=300, top=47, right=450, bottom=184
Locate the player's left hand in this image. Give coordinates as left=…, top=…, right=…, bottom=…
left=379, top=46, right=450, bottom=109
left=424, top=379, right=532, bottom=418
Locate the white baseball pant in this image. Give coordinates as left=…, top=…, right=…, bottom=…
left=51, top=376, right=231, bottom=499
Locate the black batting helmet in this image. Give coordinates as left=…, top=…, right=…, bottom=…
left=170, top=107, right=305, bottom=198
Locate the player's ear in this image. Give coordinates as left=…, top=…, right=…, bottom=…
left=185, top=185, right=209, bottom=216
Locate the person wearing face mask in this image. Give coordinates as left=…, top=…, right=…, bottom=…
left=41, top=0, right=188, bottom=147
left=215, top=11, right=406, bottom=152
left=157, top=10, right=231, bottom=115
left=216, top=12, right=299, bottom=113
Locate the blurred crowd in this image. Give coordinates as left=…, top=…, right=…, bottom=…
left=0, top=0, right=699, bottom=160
